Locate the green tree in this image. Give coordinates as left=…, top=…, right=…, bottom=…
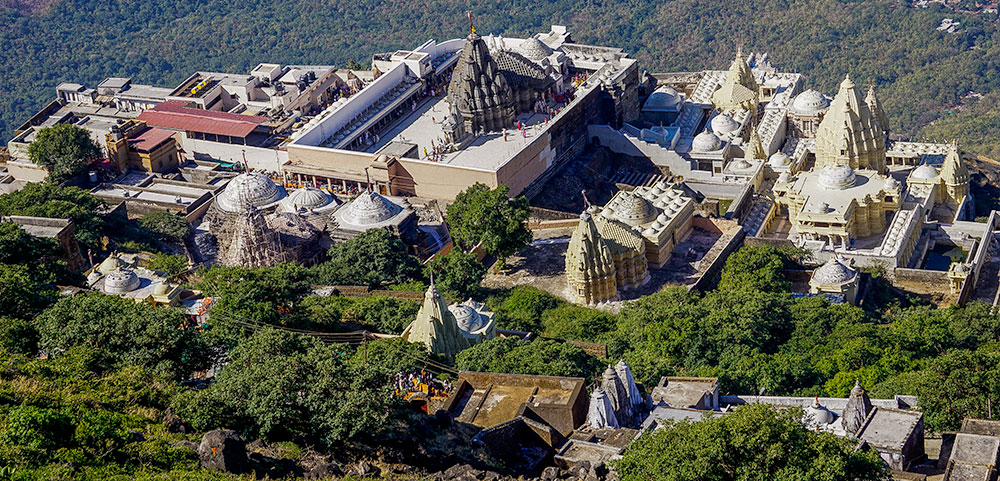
left=717, top=245, right=791, bottom=293
left=487, top=285, right=562, bottom=333
left=195, top=263, right=314, bottom=326
left=0, top=222, right=78, bottom=285
left=313, top=228, right=421, bottom=288
left=350, top=295, right=420, bottom=334
left=455, top=337, right=603, bottom=381
left=0, top=405, right=73, bottom=464
left=0, top=317, right=40, bottom=355
left=445, top=183, right=531, bottom=267
left=614, top=404, right=888, bottom=481
left=0, top=182, right=106, bottom=250
left=27, top=123, right=100, bottom=182
left=427, top=250, right=486, bottom=300
left=171, top=329, right=405, bottom=448
left=139, top=212, right=190, bottom=243
left=0, top=263, right=56, bottom=319
left=35, top=294, right=209, bottom=379
left=146, top=253, right=189, bottom=277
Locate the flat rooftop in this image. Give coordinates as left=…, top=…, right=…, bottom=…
left=364, top=95, right=553, bottom=171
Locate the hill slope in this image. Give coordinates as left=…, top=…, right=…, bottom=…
left=1, top=0, right=998, bottom=153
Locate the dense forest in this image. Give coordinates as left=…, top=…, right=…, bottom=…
left=1, top=0, right=999, bottom=155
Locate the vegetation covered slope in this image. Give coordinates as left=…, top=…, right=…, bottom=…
left=1, top=0, right=998, bottom=153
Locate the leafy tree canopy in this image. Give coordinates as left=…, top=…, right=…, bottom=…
left=445, top=183, right=531, bottom=266
left=0, top=182, right=106, bottom=250
left=455, top=337, right=603, bottom=382
left=139, top=211, right=190, bottom=243
left=427, top=249, right=486, bottom=300
left=34, top=293, right=210, bottom=379
left=27, top=124, right=100, bottom=182
left=614, top=404, right=888, bottom=481
left=313, top=228, right=421, bottom=288
left=170, top=329, right=406, bottom=448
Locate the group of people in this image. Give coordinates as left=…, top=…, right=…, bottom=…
left=394, top=369, right=453, bottom=399
left=423, top=137, right=456, bottom=161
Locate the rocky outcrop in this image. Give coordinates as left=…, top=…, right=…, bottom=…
left=197, top=429, right=250, bottom=474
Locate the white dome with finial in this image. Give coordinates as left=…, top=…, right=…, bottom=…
left=691, top=130, right=722, bottom=153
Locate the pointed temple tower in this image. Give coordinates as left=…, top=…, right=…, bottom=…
left=814, top=75, right=886, bottom=173
left=565, top=209, right=618, bottom=305
left=401, top=281, right=471, bottom=360
left=940, top=140, right=970, bottom=205
left=865, top=84, right=889, bottom=140
left=712, top=48, right=760, bottom=114
left=447, top=31, right=517, bottom=134
left=220, top=205, right=287, bottom=268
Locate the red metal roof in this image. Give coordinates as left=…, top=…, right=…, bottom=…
left=127, top=127, right=175, bottom=152
left=137, top=100, right=266, bottom=138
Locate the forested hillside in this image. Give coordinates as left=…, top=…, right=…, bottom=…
left=1, top=0, right=998, bottom=154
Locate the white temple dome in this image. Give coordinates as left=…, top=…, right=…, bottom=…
left=215, top=173, right=286, bottom=213
left=517, top=37, right=553, bottom=62
left=103, top=268, right=141, bottom=294
left=885, top=177, right=901, bottom=190
left=790, top=89, right=830, bottom=116
left=729, top=158, right=755, bottom=172
left=911, top=164, right=939, bottom=179
left=777, top=172, right=791, bottom=183
left=812, top=257, right=857, bottom=285
left=614, top=193, right=657, bottom=226
left=342, top=190, right=402, bottom=226
left=279, top=186, right=335, bottom=213
left=806, top=399, right=836, bottom=426
left=818, top=165, right=857, bottom=190
left=711, top=114, right=740, bottom=135
left=691, top=130, right=722, bottom=153
left=448, top=304, right=486, bottom=334
left=644, top=87, right=682, bottom=110
left=768, top=151, right=791, bottom=167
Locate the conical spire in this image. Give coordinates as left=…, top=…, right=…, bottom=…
left=401, top=283, right=470, bottom=360
left=865, top=84, right=889, bottom=137
left=941, top=140, right=968, bottom=185
left=566, top=210, right=618, bottom=304
left=841, top=379, right=873, bottom=435
left=602, top=365, right=633, bottom=426
left=586, top=387, right=620, bottom=429
left=815, top=73, right=886, bottom=172
left=746, top=127, right=767, bottom=161
left=615, top=359, right=644, bottom=413
left=711, top=48, right=759, bottom=113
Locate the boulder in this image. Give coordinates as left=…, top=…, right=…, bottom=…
left=197, top=429, right=250, bottom=474
left=351, top=461, right=381, bottom=477
left=306, top=462, right=343, bottom=480
left=162, top=408, right=190, bottom=434
left=541, top=466, right=561, bottom=481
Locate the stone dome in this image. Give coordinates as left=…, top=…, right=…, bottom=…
left=768, top=151, right=791, bottom=167
left=777, top=172, right=791, bottom=183
left=448, top=304, right=486, bottom=334
left=911, top=164, right=939, bottom=179
left=711, top=114, right=740, bottom=135
left=517, top=37, right=553, bottom=62
left=885, top=177, right=901, bottom=190
left=614, top=193, right=657, bottom=226
left=818, top=165, right=857, bottom=190
left=806, top=398, right=836, bottom=425
left=341, top=190, right=402, bottom=226
left=729, top=158, right=755, bottom=172
left=215, top=173, right=286, bottom=213
left=98, top=256, right=127, bottom=275
left=279, top=186, right=335, bottom=213
left=691, top=130, right=722, bottom=153
left=790, top=89, right=830, bottom=116
left=644, top=87, right=682, bottom=110
left=812, top=257, right=857, bottom=285
left=103, top=268, right=141, bottom=294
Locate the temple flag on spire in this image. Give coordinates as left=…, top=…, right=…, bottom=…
left=467, top=11, right=475, bottom=34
